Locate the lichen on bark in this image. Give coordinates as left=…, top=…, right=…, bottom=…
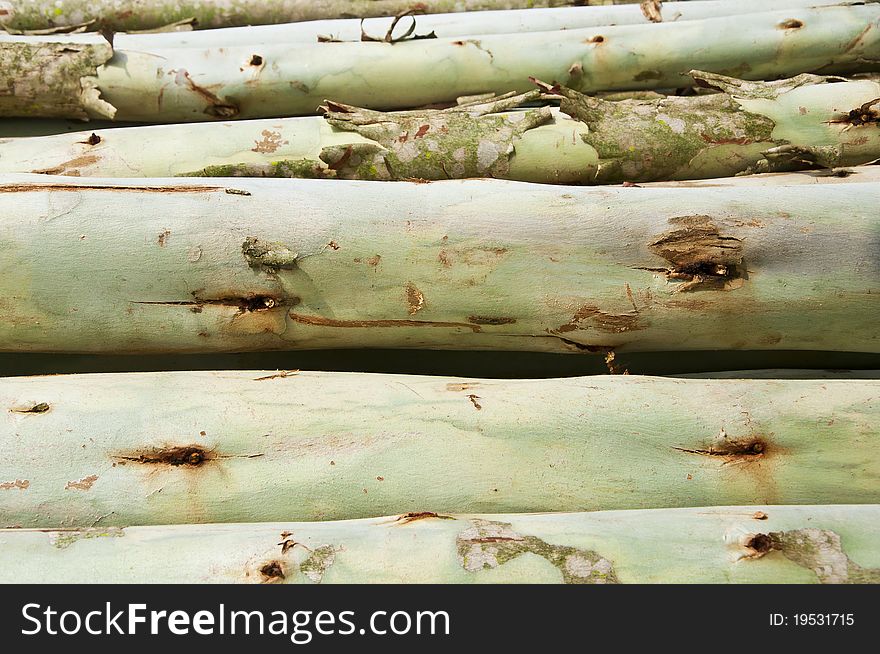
left=0, top=37, right=115, bottom=119
left=319, top=90, right=555, bottom=180
left=767, top=529, right=880, bottom=584
left=539, top=70, right=880, bottom=183
left=48, top=527, right=124, bottom=549
left=299, top=545, right=337, bottom=584
left=457, top=519, right=618, bottom=584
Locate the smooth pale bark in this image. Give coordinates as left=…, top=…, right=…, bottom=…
left=679, top=370, right=880, bottom=379
left=105, top=1, right=846, bottom=48
left=0, top=96, right=598, bottom=183
left=0, top=1, right=613, bottom=32
left=5, top=71, right=878, bottom=183
left=1, top=174, right=878, bottom=354
left=640, top=166, right=880, bottom=187
left=1, top=371, right=878, bottom=527
left=2, top=5, right=879, bottom=121
left=2, top=506, right=879, bottom=583
left=541, top=72, right=880, bottom=183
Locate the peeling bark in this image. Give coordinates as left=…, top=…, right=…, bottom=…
left=0, top=174, right=877, bottom=354
left=2, top=4, right=879, bottom=121
left=0, top=35, right=114, bottom=119
left=1, top=505, right=878, bottom=583
left=540, top=71, right=880, bottom=183
left=318, top=91, right=586, bottom=180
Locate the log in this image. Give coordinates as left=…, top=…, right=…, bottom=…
left=2, top=4, right=879, bottom=121
left=537, top=71, right=880, bottom=183
left=0, top=1, right=599, bottom=33
left=104, top=1, right=845, bottom=48
left=4, top=71, right=878, bottom=183
left=0, top=93, right=599, bottom=184
left=1, top=505, right=878, bottom=583
left=0, top=174, right=878, bottom=355
left=1, top=371, right=878, bottom=527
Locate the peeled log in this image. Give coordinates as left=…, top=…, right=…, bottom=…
left=4, top=71, right=878, bottom=183
left=1, top=5, right=879, bottom=121
left=1, top=506, right=878, bottom=583
left=102, top=1, right=846, bottom=48
left=1, top=174, right=879, bottom=355
left=1, top=371, right=878, bottom=528
left=0, top=93, right=599, bottom=184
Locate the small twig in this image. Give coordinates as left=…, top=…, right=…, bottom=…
left=361, top=10, right=435, bottom=44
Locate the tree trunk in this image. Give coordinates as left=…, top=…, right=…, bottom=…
left=1, top=5, right=878, bottom=121
left=1, top=174, right=878, bottom=355
left=4, top=71, right=878, bottom=183
left=0, top=93, right=599, bottom=184
left=1, top=371, right=878, bottom=527
left=1, top=505, right=878, bottom=583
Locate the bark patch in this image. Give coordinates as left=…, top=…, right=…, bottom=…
left=648, top=215, right=745, bottom=291
left=47, top=528, right=124, bottom=549
left=405, top=282, right=425, bottom=315
left=749, top=529, right=880, bottom=583
left=251, top=130, right=288, bottom=154
left=10, top=402, right=50, bottom=414
left=457, top=520, right=618, bottom=584
left=300, top=545, right=337, bottom=584
left=32, top=153, right=99, bottom=175
left=173, top=68, right=238, bottom=118
left=242, top=237, right=298, bottom=272
left=557, top=304, right=642, bottom=334
left=0, top=479, right=29, bottom=491
left=320, top=90, right=551, bottom=181
left=0, top=39, right=115, bottom=119
left=65, top=475, right=98, bottom=491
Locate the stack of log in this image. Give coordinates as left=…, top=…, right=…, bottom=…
left=0, top=0, right=878, bottom=584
